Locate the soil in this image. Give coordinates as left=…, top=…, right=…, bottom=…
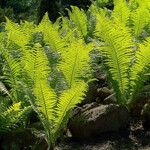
left=57, top=121, right=150, bottom=150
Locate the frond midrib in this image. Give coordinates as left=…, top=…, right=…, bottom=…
left=104, top=32, right=125, bottom=96
left=69, top=47, right=80, bottom=88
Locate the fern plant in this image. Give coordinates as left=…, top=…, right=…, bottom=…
left=90, top=0, right=150, bottom=107
left=0, top=102, right=31, bottom=134
left=2, top=1, right=150, bottom=148
left=3, top=13, right=93, bottom=149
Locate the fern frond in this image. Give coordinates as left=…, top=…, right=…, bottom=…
left=95, top=14, right=133, bottom=104
left=52, top=81, right=87, bottom=141
left=21, top=43, right=50, bottom=85
left=2, top=51, right=22, bottom=101
left=129, top=37, right=150, bottom=104
left=131, top=38, right=150, bottom=82
left=37, top=13, right=64, bottom=52
left=112, top=0, right=131, bottom=26
left=33, top=79, right=56, bottom=122
left=68, top=6, right=88, bottom=39
left=59, top=40, right=92, bottom=88
left=28, top=43, right=57, bottom=146
left=5, top=18, right=33, bottom=48
left=130, top=1, right=150, bottom=37
left=59, top=17, right=78, bottom=44
left=0, top=102, right=31, bottom=133
left=33, top=77, right=57, bottom=146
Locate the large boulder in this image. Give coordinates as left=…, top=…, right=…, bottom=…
left=69, top=103, right=129, bottom=139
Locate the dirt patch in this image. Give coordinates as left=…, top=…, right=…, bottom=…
left=57, top=121, right=150, bottom=150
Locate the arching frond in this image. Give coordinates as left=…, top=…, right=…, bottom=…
left=28, top=43, right=57, bottom=146
left=32, top=44, right=57, bottom=117
left=59, top=40, right=92, bottom=88
left=130, top=1, right=150, bottom=37
left=95, top=14, right=133, bottom=104
left=131, top=38, right=150, bottom=82
left=5, top=18, right=33, bottom=48
left=112, top=0, right=130, bottom=26
left=2, top=51, right=22, bottom=101
left=52, top=81, right=87, bottom=141
left=68, top=6, right=88, bottom=39
left=0, top=102, right=31, bottom=133
left=129, top=37, right=150, bottom=104
left=37, top=13, right=64, bottom=52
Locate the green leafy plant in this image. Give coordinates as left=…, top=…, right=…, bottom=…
left=0, top=102, right=31, bottom=133
left=1, top=13, right=92, bottom=149
left=59, top=2, right=150, bottom=108
left=1, top=0, right=150, bottom=148
left=90, top=0, right=150, bottom=107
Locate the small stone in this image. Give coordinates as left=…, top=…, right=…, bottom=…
left=96, top=87, right=113, bottom=103
left=103, top=93, right=117, bottom=104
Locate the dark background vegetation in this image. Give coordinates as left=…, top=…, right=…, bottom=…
left=0, top=0, right=113, bottom=24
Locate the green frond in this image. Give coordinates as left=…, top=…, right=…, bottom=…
left=60, top=17, right=78, bottom=43
left=30, top=43, right=57, bottom=146
left=32, top=43, right=51, bottom=79
left=129, top=37, right=150, bottom=104
left=130, top=1, right=150, bottom=37
left=59, top=40, right=92, bottom=88
left=5, top=18, right=33, bottom=48
left=0, top=102, right=31, bottom=133
left=21, top=45, right=37, bottom=82
left=2, top=51, right=22, bottom=101
left=89, top=3, right=109, bottom=16
left=95, top=14, right=133, bottom=104
left=60, top=16, right=70, bottom=33
left=21, top=43, right=50, bottom=84
left=112, top=0, right=131, bottom=26
left=33, top=78, right=56, bottom=123
left=131, top=38, right=150, bottom=82
left=68, top=6, right=88, bottom=39
left=37, top=13, right=64, bottom=52
left=52, top=81, right=87, bottom=140
left=33, top=79, right=56, bottom=126
left=33, top=76, right=57, bottom=146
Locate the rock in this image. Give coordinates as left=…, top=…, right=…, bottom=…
left=0, top=128, right=47, bottom=150
left=103, top=93, right=117, bottom=104
left=141, top=101, right=150, bottom=130
left=96, top=73, right=107, bottom=85
left=96, top=87, right=113, bottom=103
left=80, top=81, right=99, bottom=106
left=69, top=104, right=129, bottom=139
